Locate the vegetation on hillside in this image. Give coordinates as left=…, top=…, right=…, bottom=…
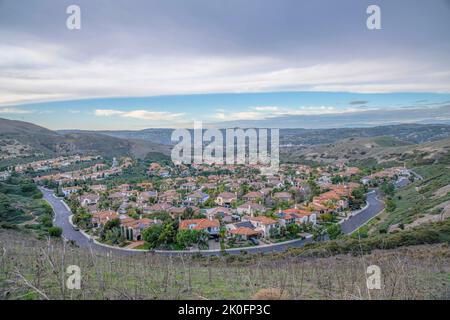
left=0, top=118, right=170, bottom=167
left=371, top=165, right=450, bottom=233
left=0, top=174, right=61, bottom=238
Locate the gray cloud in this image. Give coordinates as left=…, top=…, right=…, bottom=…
left=349, top=100, right=369, bottom=105
left=0, top=0, right=449, bottom=104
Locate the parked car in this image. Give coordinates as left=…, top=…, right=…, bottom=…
left=249, top=238, right=259, bottom=245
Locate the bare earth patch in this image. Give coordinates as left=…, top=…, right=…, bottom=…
left=432, top=184, right=450, bottom=199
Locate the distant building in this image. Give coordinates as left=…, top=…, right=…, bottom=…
left=215, top=192, right=237, bottom=207
left=61, top=186, right=82, bottom=197
left=80, top=194, right=100, bottom=206
left=0, top=171, right=11, bottom=181
left=184, top=191, right=210, bottom=205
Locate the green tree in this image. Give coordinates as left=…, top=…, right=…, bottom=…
left=380, top=181, right=395, bottom=197
left=327, top=223, right=342, bottom=240
left=142, top=224, right=163, bottom=248
left=157, top=221, right=177, bottom=247
left=286, top=223, right=301, bottom=238
left=320, top=213, right=334, bottom=223
left=350, top=186, right=367, bottom=210
left=176, top=229, right=199, bottom=249
left=385, top=198, right=396, bottom=212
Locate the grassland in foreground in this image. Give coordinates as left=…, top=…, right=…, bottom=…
left=0, top=229, right=449, bottom=300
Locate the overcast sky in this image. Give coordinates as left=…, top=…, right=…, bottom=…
left=0, top=0, right=449, bottom=129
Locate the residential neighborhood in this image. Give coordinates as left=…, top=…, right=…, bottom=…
left=11, top=154, right=414, bottom=251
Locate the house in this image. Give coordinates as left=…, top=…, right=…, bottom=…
left=236, top=202, right=267, bottom=216
left=242, top=216, right=279, bottom=238
left=159, top=190, right=181, bottom=204
left=243, top=191, right=263, bottom=203
left=143, top=202, right=173, bottom=214
left=119, top=217, right=161, bottom=241
left=109, top=191, right=128, bottom=202
left=204, top=207, right=233, bottom=222
left=272, top=192, right=292, bottom=203
left=180, top=182, right=197, bottom=191
left=148, top=163, right=162, bottom=175
left=79, top=194, right=100, bottom=207
left=92, top=210, right=117, bottom=228
left=159, top=171, right=171, bottom=178
left=184, top=191, right=210, bottom=205
left=200, top=182, right=217, bottom=190
left=259, top=188, right=273, bottom=197
left=215, top=192, right=237, bottom=207
left=224, top=182, right=240, bottom=192
left=276, top=208, right=317, bottom=226
left=138, top=191, right=158, bottom=204
left=267, top=178, right=284, bottom=188
left=317, top=174, right=332, bottom=186
left=0, top=171, right=11, bottom=181
left=90, top=184, right=107, bottom=193
left=179, top=219, right=220, bottom=236
left=136, top=182, right=153, bottom=190
left=313, top=189, right=349, bottom=212
left=119, top=184, right=131, bottom=192
left=226, top=221, right=261, bottom=241
left=61, top=186, right=82, bottom=197
left=168, top=206, right=188, bottom=218
left=86, top=203, right=99, bottom=214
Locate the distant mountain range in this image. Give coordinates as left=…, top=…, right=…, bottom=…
left=58, top=128, right=175, bottom=145
left=60, top=123, right=450, bottom=146
left=4, top=117, right=450, bottom=168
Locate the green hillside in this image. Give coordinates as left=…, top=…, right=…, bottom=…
left=0, top=175, right=56, bottom=237
left=0, top=118, right=171, bottom=167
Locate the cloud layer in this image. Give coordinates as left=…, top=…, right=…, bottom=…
left=0, top=0, right=449, bottom=107
left=94, top=109, right=185, bottom=121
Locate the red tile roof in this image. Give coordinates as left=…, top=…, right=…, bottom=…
left=179, top=219, right=220, bottom=230
left=229, top=227, right=261, bottom=236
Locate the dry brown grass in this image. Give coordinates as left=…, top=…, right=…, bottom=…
left=252, top=288, right=290, bottom=300
left=0, top=230, right=449, bottom=300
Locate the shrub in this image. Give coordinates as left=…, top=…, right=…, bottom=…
left=48, top=226, right=63, bottom=237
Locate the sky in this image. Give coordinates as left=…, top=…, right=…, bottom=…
left=0, top=0, right=449, bottom=130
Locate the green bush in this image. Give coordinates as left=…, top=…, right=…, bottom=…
left=48, top=226, right=63, bottom=237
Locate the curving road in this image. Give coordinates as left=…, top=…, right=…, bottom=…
left=340, top=191, right=385, bottom=234
left=40, top=187, right=384, bottom=256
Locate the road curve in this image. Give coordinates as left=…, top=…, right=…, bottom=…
left=40, top=187, right=384, bottom=256
left=340, top=191, right=385, bottom=234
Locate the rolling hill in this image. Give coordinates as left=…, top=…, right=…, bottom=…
left=282, top=135, right=450, bottom=167
left=65, top=123, right=450, bottom=147
left=0, top=118, right=171, bottom=166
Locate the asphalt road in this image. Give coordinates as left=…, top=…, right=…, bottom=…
left=340, top=191, right=385, bottom=234
left=42, top=189, right=87, bottom=245
left=40, top=187, right=384, bottom=256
